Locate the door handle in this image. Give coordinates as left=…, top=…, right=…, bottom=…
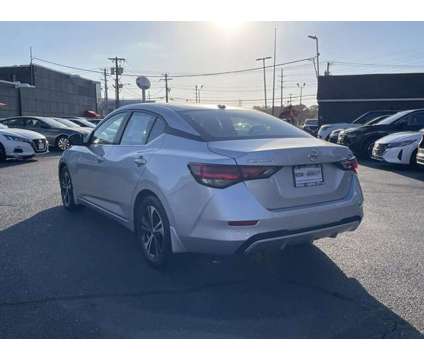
left=134, top=156, right=147, bottom=166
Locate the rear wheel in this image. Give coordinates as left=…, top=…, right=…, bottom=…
left=135, top=195, right=172, bottom=268
left=59, top=166, right=80, bottom=211
left=0, top=143, right=6, bottom=162
left=56, top=136, right=70, bottom=151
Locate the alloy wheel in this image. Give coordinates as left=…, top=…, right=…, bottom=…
left=140, top=205, right=165, bottom=261
left=57, top=137, right=70, bottom=151
left=60, top=169, right=72, bottom=207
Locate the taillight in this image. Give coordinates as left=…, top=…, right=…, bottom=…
left=337, top=157, right=359, bottom=173
left=188, top=163, right=281, bottom=188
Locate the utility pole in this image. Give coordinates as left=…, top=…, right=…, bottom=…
left=103, top=68, right=109, bottom=113
left=271, top=27, right=277, bottom=116
left=325, top=62, right=331, bottom=76
left=297, top=82, right=306, bottom=105
left=308, top=35, right=320, bottom=79
left=161, top=73, right=173, bottom=103
left=256, top=56, right=272, bottom=108
left=280, top=68, right=284, bottom=109
left=108, top=57, right=125, bottom=109
left=195, top=85, right=203, bottom=103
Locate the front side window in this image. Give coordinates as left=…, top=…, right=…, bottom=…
left=179, top=109, right=309, bottom=141
left=120, top=112, right=156, bottom=145
left=91, top=113, right=126, bottom=145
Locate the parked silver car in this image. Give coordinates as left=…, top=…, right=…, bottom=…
left=59, top=104, right=364, bottom=267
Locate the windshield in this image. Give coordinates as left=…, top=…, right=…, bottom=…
left=179, top=109, right=310, bottom=141
left=353, top=112, right=388, bottom=124
left=39, top=117, right=68, bottom=128
left=377, top=110, right=414, bottom=125
left=365, top=115, right=390, bottom=125
left=72, top=118, right=96, bottom=128
left=53, top=117, right=81, bottom=128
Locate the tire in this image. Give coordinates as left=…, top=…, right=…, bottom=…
left=59, top=166, right=81, bottom=211
left=135, top=195, right=172, bottom=268
left=409, top=149, right=418, bottom=168
left=0, top=143, right=6, bottom=162
left=56, top=135, right=70, bottom=151
left=361, top=138, right=376, bottom=160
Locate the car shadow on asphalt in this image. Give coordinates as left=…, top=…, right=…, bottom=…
left=360, top=159, right=424, bottom=182
left=0, top=206, right=422, bottom=338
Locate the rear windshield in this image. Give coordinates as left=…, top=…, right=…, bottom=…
left=179, top=109, right=310, bottom=141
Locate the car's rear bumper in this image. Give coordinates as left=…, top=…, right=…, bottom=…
left=177, top=176, right=364, bottom=255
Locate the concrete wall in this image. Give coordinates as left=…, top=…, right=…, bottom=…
left=0, top=84, right=19, bottom=118
left=0, top=65, right=99, bottom=118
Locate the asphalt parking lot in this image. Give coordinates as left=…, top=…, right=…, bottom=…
left=0, top=153, right=423, bottom=338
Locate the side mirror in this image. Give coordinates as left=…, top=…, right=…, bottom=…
left=69, top=133, right=85, bottom=146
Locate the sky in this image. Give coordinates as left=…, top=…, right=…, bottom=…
left=1, top=21, right=424, bottom=107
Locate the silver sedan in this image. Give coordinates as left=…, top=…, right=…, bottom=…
left=58, top=103, right=364, bottom=267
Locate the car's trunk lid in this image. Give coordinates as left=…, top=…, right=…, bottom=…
left=208, top=137, right=354, bottom=210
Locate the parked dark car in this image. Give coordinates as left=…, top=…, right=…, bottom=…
left=0, top=116, right=92, bottom=151
left=327, top=114, right=391, bottom=144
left=302, top=118, right=319, bottom=136
left=338, top=109, right=424, bottom=158
left=318, top=110, right=398, bottom=140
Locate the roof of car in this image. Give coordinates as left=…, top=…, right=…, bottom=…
left=117, top=102, right=245, bottom=113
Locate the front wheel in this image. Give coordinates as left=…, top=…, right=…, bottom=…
left=135, top=195, right=172, bottom=268
left=56, top=136, right=70, bottom=151
left=410, top=149, right=418, bottom=168
left=361, top=138, right=376, bottom=159
left=0, top=143, right=6, bottom=162
left=59, top=166, right=80, bottom=211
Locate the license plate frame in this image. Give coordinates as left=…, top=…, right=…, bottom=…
left=293, top=164, right=324, bottom=188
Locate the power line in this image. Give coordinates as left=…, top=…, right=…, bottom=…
left=32, top=57, right=105, bottom=74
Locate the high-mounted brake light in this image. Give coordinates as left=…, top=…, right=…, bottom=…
left=188, top=163, right=282, bottom=188
left=337, top=157, right=359, bottom=173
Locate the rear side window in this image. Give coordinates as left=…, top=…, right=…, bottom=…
left=120, top=112, right=156, bottom=145
left=179, top=109, right=309, bottom=141
left=147, top=117, right=166, bottom=143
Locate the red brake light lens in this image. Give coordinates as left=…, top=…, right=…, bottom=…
left=338, top=157, right=359, bottom=173
left=188, top=163, right=281, bottom=188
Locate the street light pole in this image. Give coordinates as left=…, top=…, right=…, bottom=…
left=256, top=56, right=272, bottom=108
left=308, top=35, right=320, bottom=79
left=297, top=82, right=306, bottom=105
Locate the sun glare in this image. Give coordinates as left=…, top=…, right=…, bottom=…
left=214, top=20, right=244, bottom=32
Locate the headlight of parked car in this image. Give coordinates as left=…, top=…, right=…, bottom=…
left=386, top=139, right=418, bottom=148
left=4, top=135, right=32, bottom=143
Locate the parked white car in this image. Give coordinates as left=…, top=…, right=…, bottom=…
left=371, top=129, right=424, bottom=166
left=0, top=123, right=48, bottom=161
